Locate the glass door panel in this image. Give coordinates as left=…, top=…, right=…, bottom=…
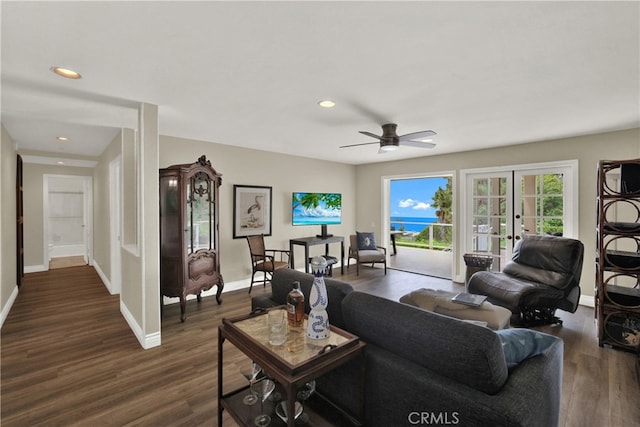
left=187, top=172, right=213, bottom=253
left=160, top=176, right=180, bottom=255
left=466, top=162, right=575, bottom=274
left=516, top=172, right=564, bottom=237
left=469, top=173, right=512, bottom=271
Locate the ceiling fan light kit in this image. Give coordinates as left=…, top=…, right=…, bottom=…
left=340, top=123, right=437, bottom=153
left=379, top=144, right=399, bottom=153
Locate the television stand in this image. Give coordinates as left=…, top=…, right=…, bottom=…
left=316, top=233, right=334, bottom=238
left=289, top=235, right=345, bottom=274
left=316, top=224, right=333, bottom=239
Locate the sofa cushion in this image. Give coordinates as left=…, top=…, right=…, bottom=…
left=342, top=291, right=509, bottom=394
left=356, top=231, right=377, bottom=250
left=496, top=328, right=558, bottom=369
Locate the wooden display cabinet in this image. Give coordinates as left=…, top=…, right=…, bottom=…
left=159, top=155, right=223, bottom=321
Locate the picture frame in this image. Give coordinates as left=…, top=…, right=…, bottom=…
left=233, top=185, right=273, bottom=239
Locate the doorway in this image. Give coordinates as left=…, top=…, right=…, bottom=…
left=16, top=155, right=23, bottom=287
left=462, top=160, right=578, bottom=271
left=384, top=174, right=454, bottom=279
left=43, top=175, right=93, bottom=269
left=109, top=156, right=122, bottom=294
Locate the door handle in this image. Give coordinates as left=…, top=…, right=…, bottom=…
left=507, top=235, right=513, bottom=240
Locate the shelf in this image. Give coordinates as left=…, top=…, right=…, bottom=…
left=596, top=159, right=640, bottom=354
left=602, top=284, right=640, bottom=309
left=599, top=310, right=640, bottom=351
left=601, top=250, right=640, bottom=271
left=221, top=385, right=360, bottom=427
left=603, top=222, right=640, bottom=235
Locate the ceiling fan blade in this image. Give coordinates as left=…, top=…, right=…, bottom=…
left=398, top=130, right=437, bottom=142
left=340, top=141, right=382, bottom=149
left=399, top=140, right=436, bottom=149
left=359, top=131, right=382, bottom=139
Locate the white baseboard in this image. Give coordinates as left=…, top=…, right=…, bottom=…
left=579, top=294, right=595, bottom=308
left=24, top=264, right=47, bottom=273
left=49, top=244, right=85, bottom=258
left=92, top=260, right=115, bottom=294
left=0, top=285, right=19, bottom=329
left=120, top=300, right=161, bottom=349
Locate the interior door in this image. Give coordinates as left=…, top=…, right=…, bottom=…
left=16, top=155, right=23, bottom=287
left=465, top=162, right=576, bottom=272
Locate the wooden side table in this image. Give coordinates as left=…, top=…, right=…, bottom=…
left=218, top=308, right=365, bottom=426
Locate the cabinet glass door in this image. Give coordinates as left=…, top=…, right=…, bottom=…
left=186, top=172, right=214, bottom=253
left=160, top=176, right=181, bottom=255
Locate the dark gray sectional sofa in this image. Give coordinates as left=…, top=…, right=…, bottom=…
left=251, top=268, right=563, bottom=427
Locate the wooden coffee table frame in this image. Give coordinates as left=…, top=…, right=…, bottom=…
left=218, top=308, right=365, bottom=426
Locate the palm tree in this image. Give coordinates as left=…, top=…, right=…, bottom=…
left=432, top=178, right=453, bottom=244
left=432, top=178, right=452, bottom=224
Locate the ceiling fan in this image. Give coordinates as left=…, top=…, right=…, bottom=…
left=340, top=123, right=436, bottom=153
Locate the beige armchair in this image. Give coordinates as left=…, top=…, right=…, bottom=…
left=348, top=232, right=387, bottom=275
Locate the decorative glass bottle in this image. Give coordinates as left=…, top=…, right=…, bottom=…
left=307, top=256, right=330, bottom=339
left=286, top=281, right=305, bottom=328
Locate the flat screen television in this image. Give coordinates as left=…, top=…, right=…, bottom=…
left=292, top=192, right=342, bottom=238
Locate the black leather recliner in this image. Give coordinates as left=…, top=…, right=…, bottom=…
left=467, top=235, right=584, bottom=326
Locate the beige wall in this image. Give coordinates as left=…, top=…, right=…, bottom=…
left=6, top=125, right=638, bottom=337
left=92, top=104, right=160, bottom=348
left=355, top=128, right=640, bottom=298
left=1, top=125, right=17, bottom=317
left=159, top=136, right=357, bottom=282
left=21, top=160, right=93, bottom=269
left=93, top=131, right=123, bottom=288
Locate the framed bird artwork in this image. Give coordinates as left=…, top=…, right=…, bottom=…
left=233, top=185, right=273, bottom=238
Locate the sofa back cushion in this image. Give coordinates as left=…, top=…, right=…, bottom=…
left=270, top=268, right=353, bottom=329
left=342, top=292, right=508, bottom=394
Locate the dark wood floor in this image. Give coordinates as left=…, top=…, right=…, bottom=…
left=2, top=265, right=639, bottom=426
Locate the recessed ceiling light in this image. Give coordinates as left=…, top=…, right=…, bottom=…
left=56, top=161, right=65, bottom=165
left=56, top=136, right=69, bottom=141
left=318, top=100, right=336, bottom=108
left=51, top=67, right=82, bottom=79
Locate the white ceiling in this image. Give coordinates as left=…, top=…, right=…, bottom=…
left=2, top=1, right=639, bottom=165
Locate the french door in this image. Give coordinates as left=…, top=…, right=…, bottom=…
left=464, top=162, right=577, bottom=271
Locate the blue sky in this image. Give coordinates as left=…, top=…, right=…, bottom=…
left=390, top=177, right=449, bottom=218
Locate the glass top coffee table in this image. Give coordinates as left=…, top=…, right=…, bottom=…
left=217, top=307, right=366, bottom=426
